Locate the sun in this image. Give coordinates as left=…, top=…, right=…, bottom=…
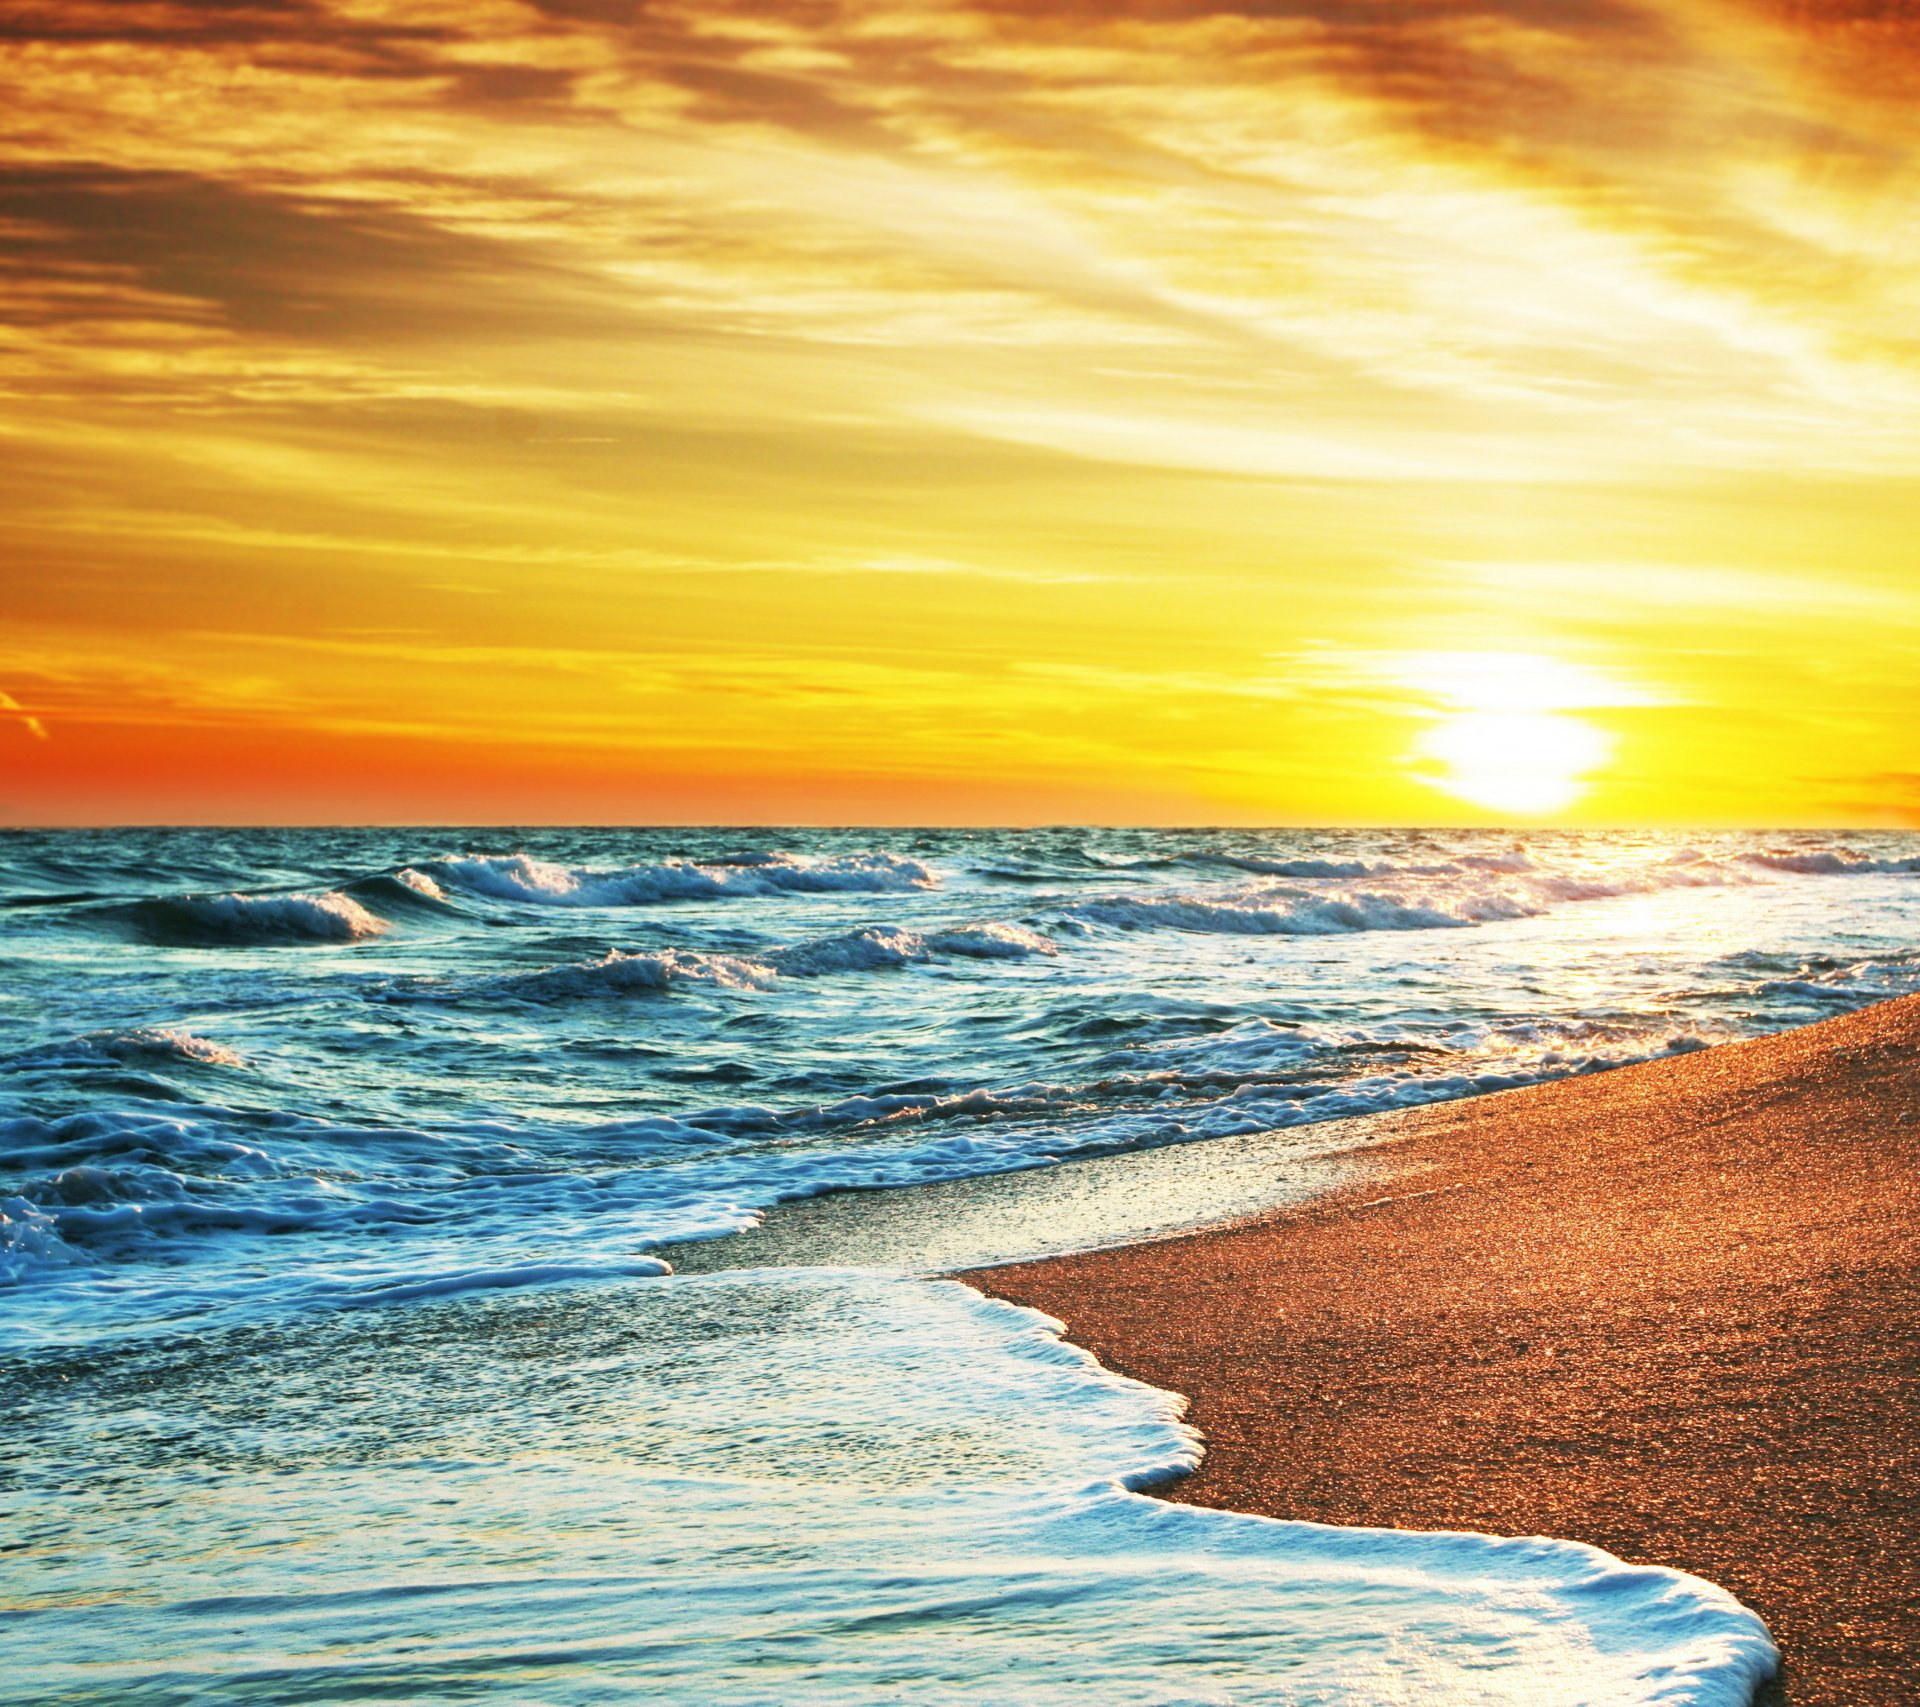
left=1381, top=650, right=1652, bottom=819
left=1415, top=710, right=1611, bottom=817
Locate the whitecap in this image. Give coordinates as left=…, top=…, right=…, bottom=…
left=127, top=890, right=389, bottom=944
left=428, top=850, right=937, bottom=906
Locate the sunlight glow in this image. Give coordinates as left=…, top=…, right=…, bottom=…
left=1415, top=711, right=1612, bottom=818
left=1388, top=651, right=1643, bottom=819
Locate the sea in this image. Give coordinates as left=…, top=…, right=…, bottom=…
left=8, top=825, right=1919, bottom=1704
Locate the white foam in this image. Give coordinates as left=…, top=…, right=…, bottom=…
left=494, top=947, right=779, bottom=1000
left=9, top=1271, right=1777, bottom=1705
left=926, top=920, right=1059, bottom=958
left=1068, top=888, right=1477, bottom=935
left=1061, top=854, right=1758, bottom=938
left=0, top=1194, right=80, bottom=1283
left=13, top=1028, right=245, bottom=1070
left=392, top=865, right=447, bottom=898
left=454, top=919, right=1055, bottom=1003
left=1741, top=846, right=1920, bottom=876
left=430, top=849, right=937, bottom=905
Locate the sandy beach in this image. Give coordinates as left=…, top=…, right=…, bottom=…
left=975, top=995, right=1920, bottom=1705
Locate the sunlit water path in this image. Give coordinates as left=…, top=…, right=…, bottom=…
left=7, top=826, right=1917, bottom=1702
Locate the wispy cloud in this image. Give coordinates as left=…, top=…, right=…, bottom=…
left=1277, top=646, right=1672, bottom=711
left=0, top=690, right=50, bottom=740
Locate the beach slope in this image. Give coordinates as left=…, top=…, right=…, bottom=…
left=975, top=995, right=1920, bottom=1706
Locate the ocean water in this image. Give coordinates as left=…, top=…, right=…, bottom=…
left=7, top=826, right=1917, bottom=1703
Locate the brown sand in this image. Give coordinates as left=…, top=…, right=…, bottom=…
left=974, top=995, right=1920, bottom=1706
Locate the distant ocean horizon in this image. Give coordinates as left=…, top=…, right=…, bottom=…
left=8, top=824, right=1909, bottom=1702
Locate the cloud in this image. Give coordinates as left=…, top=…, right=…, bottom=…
left=0, top=690, right=50, bottom=739
left=0, top=164, right=637, bottom=348
left=1435, top=560, right=1920, bottom=617
left=1278, top=646, right=1672, bottom=711
left=6, top=0, right=1918, bottom=466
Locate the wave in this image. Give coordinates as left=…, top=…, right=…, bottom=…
left=0, top=1006, right=1741, bottom=1304
left=339, top=868, right=462, bottom=917
left=1, top=1156, right=312, bottom=1285
left=432, top=921, right=1057, bottom=1004
left=0, top=889, right=111, bottom=910
left=767, top=922, right=1055, bottom=974
left=10, top=1028, right=246, bottom=1071
left=977, top=842, right=1535, bottom=884
left=713, top=1012, right=1729, bottom=1157
left=307, top=1256, right=672, bottom=1308
left=969, top=864, right=1112, bottom=884
left=926, top=921, right=1057, bottom=959
left=1739, top=846, right=1920, bottom=876
left=1066, top=889, right=1482, bottom=936
left=1437, top=846, right=1535, bottom=873
left=1201, top=854, right=1383, bottom=879
left=118, top=890, right=389, bottom=945
left=1159, top=839, right=1918, bottom=891
left=765, top=924, right=932, bottom=977
left=394, top=866, right=447, bottom=897
left=1060, top=852, right=1765, bottom=939
left=0, top=1181, right=443, bottom=1288
left=1697, top=945, right=1920, bottom=1011
left=489, top=948, right=780, bottom=1001
left=0, top=1098, right=747, bottom=1303
left=426, top=850, right=936, bottom=906
left=0, top=1105, right=524, bottom=1288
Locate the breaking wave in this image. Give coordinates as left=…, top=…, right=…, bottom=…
left=339, top=868, right=461, bottom=916
left=427, top=850, right=936, bottom=906
left=926, top=921, right=1058, bottom=958
left=452, top=920, right=1057, bottom=1003
left=1062, top=856, right=1755, bottom=938
left=1739, top=846, right=1920, bottom=876
left=119, top=890, right=390, bottom=945
left=1201, top=854, right=1384, bottom=879
left=10, top=1028, right=246, bottom=1071
left=489, top=948, right=780, bottom=1002
left=1067, top=890, right=1478, bottom=936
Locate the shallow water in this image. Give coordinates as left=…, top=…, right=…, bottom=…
left=6, top=825, right=1915, bottom=1700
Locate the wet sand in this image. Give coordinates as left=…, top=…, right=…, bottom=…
left=974, top=996, right=1920, bottom=1706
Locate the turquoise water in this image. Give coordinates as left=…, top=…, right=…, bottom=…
left=8, top=825, right=1915, bottom=1702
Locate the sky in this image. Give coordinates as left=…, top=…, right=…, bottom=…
left=3, top=0, right=1919, bottom=826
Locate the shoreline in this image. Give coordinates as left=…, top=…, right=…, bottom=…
left=657, top=1109, right=1399, bottom=1276
left=970, top=994, right=1920, bottom=1706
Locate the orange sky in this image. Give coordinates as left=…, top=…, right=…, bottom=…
left=3, top=0, right=1919, bottom=825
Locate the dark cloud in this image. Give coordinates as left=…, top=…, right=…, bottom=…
left=968, top=0, right=1655, bottom=31
left=0, top=166, right=624, bottom=344
left=519, top=0, right=840, bottom=29
left=1768, top=0, right=1920, bottom=23
left=0, top=0, right=638, bottom=106
left=0, top=0, right=1663, bottom=178
left=0, top=0, right=435, bottom=48
left=445, top=61, right=581, bottom=106
left=646, top=53, right=897, bottom=143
